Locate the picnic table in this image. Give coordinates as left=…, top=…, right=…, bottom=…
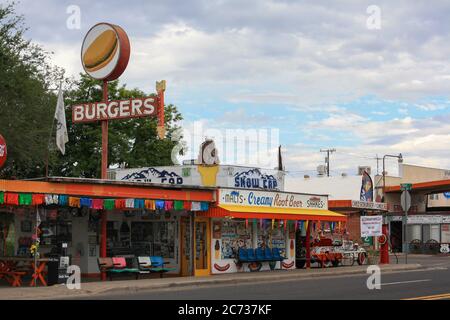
left=0, top=257, right=51, bottom=287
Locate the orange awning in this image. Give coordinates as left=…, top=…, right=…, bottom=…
left=197, top=204, right=347, bottom=222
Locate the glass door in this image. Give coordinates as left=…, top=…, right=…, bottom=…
left=194, top=217, right=210, bottom=276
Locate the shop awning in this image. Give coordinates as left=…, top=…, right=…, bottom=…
left=197, top=204, right=347, bottom=222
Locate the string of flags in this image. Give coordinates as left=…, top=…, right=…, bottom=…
left=0, top=192, right=209, bottom=212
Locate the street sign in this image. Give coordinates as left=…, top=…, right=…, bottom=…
left=400, top=183, right=412, bottom=191
left=401, top=190, right=411, bottom=212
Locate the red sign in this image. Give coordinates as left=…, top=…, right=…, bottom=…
left=72, top=97, right=158, bottom=123
left=0, top=134, right=7, bottom=168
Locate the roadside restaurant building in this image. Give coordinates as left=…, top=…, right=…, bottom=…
left=0, top=177, right=215, bottom=283
left=0, top=177, right=347, bottom=285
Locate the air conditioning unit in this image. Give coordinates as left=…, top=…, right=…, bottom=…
left=182, top=159, right=197, bottom=165
left=304, top=175, right=310, bottom=179
left=358, top=166, right=371, bottom=175
left=317, top=165, right=327, bottom=176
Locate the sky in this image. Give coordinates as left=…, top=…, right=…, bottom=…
left=11, top=0, right=450, bottom=178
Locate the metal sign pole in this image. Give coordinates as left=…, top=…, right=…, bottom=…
left=405, top=203, right=408, bottom=264
left=101, top=80, right=109, bottom=180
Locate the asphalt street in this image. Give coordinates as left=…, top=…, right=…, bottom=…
left=80, top=255, right=450, bottom=300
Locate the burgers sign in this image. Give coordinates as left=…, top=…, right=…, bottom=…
left=81, top=23, right=130, bottom=81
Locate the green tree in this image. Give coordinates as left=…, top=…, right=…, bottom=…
left=0, top=2, right=63, bottom=179
left=49, top=74, right=184, bottom=178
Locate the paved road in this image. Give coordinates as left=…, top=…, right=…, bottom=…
left=83, top=255, right=450, bottom=300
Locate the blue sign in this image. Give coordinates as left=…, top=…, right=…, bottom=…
left=234, top=169, right=279, bottom=190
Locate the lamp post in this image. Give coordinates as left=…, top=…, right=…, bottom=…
left=380, top=153, right=403, bottom=264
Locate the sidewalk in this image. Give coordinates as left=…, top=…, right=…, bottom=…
left=0, top=263, right=423, bottom=300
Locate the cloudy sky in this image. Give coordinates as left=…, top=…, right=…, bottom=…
left=13, top=0, right=450, bottom=177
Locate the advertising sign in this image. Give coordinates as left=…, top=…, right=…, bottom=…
left=72, top=97, right=158, bottom=123
left=218, top=188, right=328, bottom=210
left=0, top=134, right=6, bottom=168
left=351, top=200, right=387, bottom=211
left=360, top=170, right=374, bottom=202
left=81, top=23, right=130, bottom=81
left=360, top=215, right=383, bottom=237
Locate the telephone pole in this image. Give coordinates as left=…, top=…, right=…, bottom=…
left=320, top=148, right=336, bottom=177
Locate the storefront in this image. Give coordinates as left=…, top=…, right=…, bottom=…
left=0, top=178, right=215, bottom=279
left=195, top=188, right=347, bottom=275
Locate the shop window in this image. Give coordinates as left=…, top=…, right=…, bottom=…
left=441, top=224, right=450, bottom=243
left=219, top=220, right=252, bottom=259
left=257, top=221, right=287, bottom=258
left=131, top=221, right=176, bottom=258
left=39, top=220, right=72, bottom=247
left=406, top=224, right=422, bottom=243
left=423, top=224, right=440, bottom=243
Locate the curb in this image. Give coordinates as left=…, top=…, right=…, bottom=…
left=9, top=263, right=423, bottom=300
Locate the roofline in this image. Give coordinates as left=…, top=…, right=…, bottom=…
left=385, top=179, right=450, bottom=193
left=36, top=176, right=217, bottom=191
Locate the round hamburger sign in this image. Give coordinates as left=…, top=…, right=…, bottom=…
left=0, top=134, right=7, bottom=169
left=81, top=23, right=130, bottom=81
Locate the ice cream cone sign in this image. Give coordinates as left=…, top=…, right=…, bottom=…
left=197, top=139, right=220, bottom=186
left=214, top=240, right=220, bottom=260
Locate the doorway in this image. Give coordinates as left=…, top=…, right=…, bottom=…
left=390, top=221, right=403, bottom=252
left=180, top=216, right=193, bottom=276
left=194, top=217, right=210, bottom=276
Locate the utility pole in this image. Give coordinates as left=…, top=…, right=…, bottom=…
left=320, top=148, right=336, bottom=177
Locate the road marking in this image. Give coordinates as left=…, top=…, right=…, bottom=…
left=404, top=292, right=450, bottom=300
left=381, top=279, right=431, bottom=286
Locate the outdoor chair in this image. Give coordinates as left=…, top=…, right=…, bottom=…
left=98, top=257, right=140, bottom=281
left=137, top=256, right=152, bottom=274
left=238, top=248, right=249, bottom=262
left=255, top=248, right=266, bottom=261
left=272, top=248, right=286, bottom=261
left=264, top=248, right=274, bottom=261
left=247, top=249, right=257, bottom=261
left=149, top=256, right=176, bottom=278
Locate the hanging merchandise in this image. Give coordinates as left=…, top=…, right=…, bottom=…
left=191, top=202, right=201, bottom=211
left=134, top=199, right=145, bottom=209
left=32, top=194, right=45, bottom=206
left=80, top=197, right=92, bottom=208
left=19, top=194, right=32, bottom=206
left=0, top=191, right=4, bottom=204
left=115, top=199, right=126, bottom=209
left=91, top=199, right=104, bottom=210
left=200, top=202, right=209, bottom=211
left=305, top=220, right=309, bottom=232
left=164, top=201, right=174, bottom=211
left=69, top=197, right=81, bottom=208
left=58, top=195, right=68, bottom=206
left=271, top=219, right=275, bottom=230
left=284, top=219, right=288, bottom=231
left=125, top=198, right=135, bottom=209
left=45, top=194, right=59, bottom=205
left=144, top=199, right=155, bottom=210
left=155, top=200, right=165, bottom=210
left=5, top=193, right=19, bottom=205
left=174, top=200, right=184, bottom=211
left=104, top=199, right=115, bottom=210
left=259, top=218, right=263, bottom=229
left=245, top=219, right=248, bottom=228
left=295, top=220, right=298, bottom=232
